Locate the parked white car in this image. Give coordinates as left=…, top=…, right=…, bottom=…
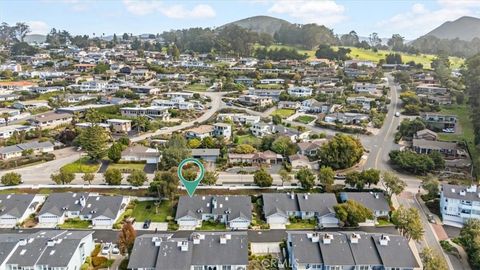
left=101, top=243, right=111, bottom=255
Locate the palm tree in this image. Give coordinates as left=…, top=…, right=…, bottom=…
left=1, top=112, right=10, bottom=126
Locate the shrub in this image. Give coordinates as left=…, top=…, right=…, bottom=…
left=91, top=244, right=101, bottom=257
left=92, top=256, right=108, bottom=268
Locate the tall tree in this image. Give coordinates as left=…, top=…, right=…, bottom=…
left=318, top=134, right=364, bottom=169
left=279, top=168, right=292, bottom=186
left=368, top=32, right=382, bottom=48
left=150, top=170, right=179, bottom=202
left=295, top=167, right=316, bottom=190
left=381, top=171, right=407, bottom=197
left=118, top=222, right=136, bottom=256
left=254, top=168, right=273, bottom=187
left=77, top=125, right=109, bottom=161
left=318, top=166, right=335, bottom=191
left=159, top=134, right=190, bottom=170
left=107, top=143, right=123, bottom=163
left=334, top=200, right=374, bottom=227
left=51, top=169, right=75, bottom=185
left=420, top=248, right=448, bottom=270
left=391, top=206, right=424, bottom=241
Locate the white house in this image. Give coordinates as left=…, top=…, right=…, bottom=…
left=0, top=194, right=45, bottom=226
left=288, top=86, right=313, bottom=97
left=354, top=82, right=377, bottom=94
left=121, top=145, right=160, bottom=164
left=441, top=184, right=480, bottom=227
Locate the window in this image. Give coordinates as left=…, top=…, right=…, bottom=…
left=222, top=266, right=231, bottom=270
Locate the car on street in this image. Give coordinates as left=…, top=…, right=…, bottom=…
left=427, top=214, right=436, bottom=224
left=143, top=219, right=151, bottom=229
left=111, top=244, right=120, bottom=255
left=101, top=243, right=111, bottom=255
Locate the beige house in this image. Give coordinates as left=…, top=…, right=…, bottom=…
left=107, top=119, right=132, bottom=133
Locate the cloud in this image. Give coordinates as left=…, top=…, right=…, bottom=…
left=267, top=0, right=346, bottom=26
left=27, top=21, right=49, bottom=35
left=377, top=0, right=480, bottom=38
left=123, top=0, right=215, bottom=19
left=42, top=0, right=90, bottom=12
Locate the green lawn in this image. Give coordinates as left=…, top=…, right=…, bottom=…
left=438, top=105, right=478, bottom=166
left=294, top=115, right=316, bottom=124
left=59, top=218, right=91, bottom=229
left=286, top=219, right=316, bottom=229
left=185, top=83, right=207, bottom=92
left=108, top=163, right=145, bottom=172
left=61, top=157, right=100, bottom=174
left=131, top=200, right=173, bottom=222
left=236, top=134, right=261, bottom=145
left=262, top=44, right=465, bottom=69
left=271, top=109, right=295, bottom=119
left=199, top=220, right=227, bottom=231
left=376, top=219, right=394, bottom=227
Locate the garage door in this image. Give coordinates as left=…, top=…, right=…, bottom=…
left=93, top=218, right=112, bottom=226
left=39, top=215, right=59, bottom=224
left=267, top=216, right=286, bottom=225
left=179, top=219, right=197, bottom=227
left=0, top=217, right=17, bottom=225
left=229, top=220, right=249, bottom=230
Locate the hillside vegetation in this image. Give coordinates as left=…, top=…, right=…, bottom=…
left=262, top=44, right=464, bottom=69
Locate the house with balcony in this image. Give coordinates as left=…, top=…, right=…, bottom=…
left=288, top=86, right=313, bottom=98
left=440, top=184, right=480, bottom=227
left=421, top=113, right=457, bottom=131
left=354, top=82, right=377, bottom=94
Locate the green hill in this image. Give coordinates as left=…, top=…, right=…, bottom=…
left=422, top=16, right=480, bottom=41
left=221, top=15, right=291, bottom=36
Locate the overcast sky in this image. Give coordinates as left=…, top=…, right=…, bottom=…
left=1, top=0, right=479, bottom=39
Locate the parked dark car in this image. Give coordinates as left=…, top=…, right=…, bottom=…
left=143, top=219, right=151, bottom=229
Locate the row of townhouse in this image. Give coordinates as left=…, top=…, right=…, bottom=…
left=0, top=230, right=94, bottom=270
left=288, top=231, right=419, bottom=270
left=0, top=141, right=54, bottom=160
left=0, top=193, right=129, bottom=228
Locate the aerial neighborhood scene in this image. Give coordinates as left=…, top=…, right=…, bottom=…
left=1, top=0, right=480, bottom=269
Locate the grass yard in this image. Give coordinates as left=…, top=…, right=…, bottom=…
left=185, top=83, right=207, bottom=92
left=294, top=115, right=316, bottom=124
left=131, top=200, right=173, bottom=222
left=199, top=220, right=227, bottom=231
left=438, top=105, right=479, bottom=167
left=108, top=163, right=145, bottom=172
left=59, top=218, right=91, bottom=229
left=61, top=157, right=100, bottom=174
left=376, top=219, right=394, bottom=227
left=286, top=219, right=316, bottom=229
left=271, top=109, right=295, bottom=119
left=262, top=44, right=464, bottom=69
left=236, top=134, right=261, bottom=145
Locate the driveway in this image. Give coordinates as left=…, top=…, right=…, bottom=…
left=134, top=222, right=168, bottom=232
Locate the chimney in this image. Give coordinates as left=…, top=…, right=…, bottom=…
left=323, top=234, right=333, bottom=244
left=350, top=233, right=361, bottom=244
left=380, top=235, right=390, bottom=246
left=304, top=194, right=308, bottom=200
left=460, top=190, right=466, bottom=196
left=192, top=234, right=202, bottom=244
left=79, top=196, right=86, bottom=207
left=311, top=233, right=320, bottom=243
left=212, top=198, right=218, bottom=209
left=178, top=241, right=188, bottom=251
left=290, top=192, right=295, bottom=200
left=220, top=234, right=231, bottom=244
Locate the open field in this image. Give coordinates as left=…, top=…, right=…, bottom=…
left=61, top=157, right=100, bottom=174
left=271, top=108, right=295, bottom=118
left=236, top=134, right=262, bottom=145
left=262, top=44, right=464, bottom=69
left=131, top=200, right=173, bottom=222
left=295, top=115, right=316, bottom=124
left=107, top=163, right=145, bottom=172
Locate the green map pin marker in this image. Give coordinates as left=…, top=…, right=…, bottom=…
left=177, top=158, right=205, bottom=197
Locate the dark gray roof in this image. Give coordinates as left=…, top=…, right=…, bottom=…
left=297, top=193, right=337, bottom=216
left=175, top=195, right=251, bottom=222
left=0, top=194, right=36, bottom=218
left=262, top=193, right=299, bottom=217
left=339, top=192, right=390, bottom=212
left=38, top=192, right=89, bottom=216
left=290, top=233, right=323, bottom=264
left=6, top=230, right=92, bottom=267
left=80, top=195, right=125, bottom=219
left=263, top=193, right=338, bottom=217
left=128, top=232, right=248, bottom=270
left=442, top=184, right=480, bottom=202
left=372, top=234, right=419, bottom=268
left=0, top=242, right=18, bottom=266
left=0, top=141, right=54, bottom=155
left=288, top=231, right=418, bottom=268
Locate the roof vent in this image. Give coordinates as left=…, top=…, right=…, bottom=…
left=452, top=188, right=456, bottom=193
left=18, top=239, right=27, bottom=246
left=220, top=234, right=231, bottom=244
left=192, top=233, right=204, bottom=244
left=380, top=235, right=390, bottom=246
left=311, top=233, right=320, bottom=243
left=304, top=194, right=308, bottom=200
left=460, top=190, right=466, bottom=196
left=179, top=240, right=188, bottom=251
left=350, top=233, right=361, bottom=244
left=290, top=192, right=295, bottom=200
left=323, top=233, right=333, bottom=244
left=47, top=239, right=55, bottom=247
